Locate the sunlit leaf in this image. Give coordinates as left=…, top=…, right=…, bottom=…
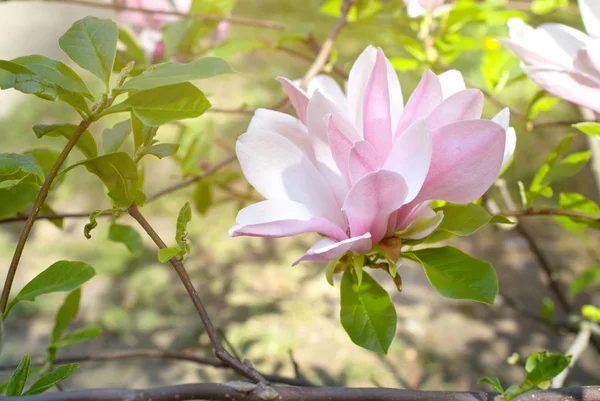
left=108, top=223, right=143, bottom=254
left=6, top=355, right=30, bottom=396
left=33, top=124, right=98, bottom=159
left=22, top=364, right=79, bottom=396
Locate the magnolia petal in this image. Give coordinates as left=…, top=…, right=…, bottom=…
left=437, top=69, right=466, bottom=99
left=327, top=114, right=354, bottom=185
left=384, top=118, right=431, bottom=203
left=348, top=141, right=378, bottom=186
left=342, top=170, right=409, bottom=243
left=415, top=120, right=506, bottom=204
left=429, top=89, right=484, bottom=131
left=248, top=109, right=313, bottom=159
left=394, top=70, right=442, bottom=138
left=277, top=77, right=309, bottom=124
left=491, top=108, right=517, bottom=167
left=236, top=129, right=345, bottom=226
left=230, top=199, right=347, bottom=240
left=579, top=0, right=600, bottom=38
left=363, top=48, right=393, bottom=165
left=293, top=233, right=373, bottom=266
left=307, top=92, right=352, bottom=203
left=347, top=46, right=403, bottom=136
left=307, top=75, right=348, bottom=111
left=523, top=65, right=600, bottom=114
left=398, top=207, right=444, bottom=240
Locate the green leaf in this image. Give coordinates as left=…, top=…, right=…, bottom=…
left=59, top=16, right=118, bottom=88
left=574, top=122, right=600, bottom=137
left=528, top=135, right=574, bottom=206
left=101, top=120, right=131, bottom=154
left=0, top=153, right=44, bottom=219
left=0, top=60, right=59, bottom=101
left=570, top=266, right=600, bottom=294
left=24, top=149, right=61, bottom=180
left=479, top=377, right=504, bottom=393
left=84, top=209, right=111, bottom=239
left=505, top=352, right=571, bottom=401
left=192, top=181, right=213, bottom=215
left=340, top=269, right=397, bottom=354
left=54, top=325, right=101, bottom=348
left=433, top=203, right=512, bottom=237
left=555, top=193, right=600, bottom=231
left=543, top=151, right=591, bottom=185
left=539, top=298, right=555, bottom=320
left=108, top=223, right=143, bottom=254
left=176, top=202, right=192, bottom=257
left=33, top=124, right=98, bottom=159
left=104, top=82, right=211, bottom=126
left=582, top=305, right=600, bottom=321
left=6, top=355, right=30, bottom=396
left=5, top=261, right=95, bottom=318
left=117, top=27, right=147, bottom=66
left=190, top=0, right=236, bottom=15
left=22, top=364, right=79, bottom=396
left=119, top=58, right=233, bottom=91
left=50, top=289, right=81, bottom=346
left=405, top=247, right=498, bottom=305
left=158, top=247, right=180, bottom=263
left=162, top=20, right=209, bottom=60
left=138, top=143, right=179, bottom=160
left=64, top=153, right=138, bottom=206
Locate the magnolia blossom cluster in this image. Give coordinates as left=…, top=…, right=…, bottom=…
left=501, top=0, right=600, bottom=114
left=114, top=0, right=229, bottom=63
left=403, top=0, right=453, bottom=18
left=230, top=46, right=516, bottom=265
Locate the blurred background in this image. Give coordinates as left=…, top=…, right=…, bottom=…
left=1, top=0, right=600, bottom=393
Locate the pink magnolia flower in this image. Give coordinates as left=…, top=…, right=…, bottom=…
left=230, top=46, right=515, bottom=265
left=500, top=0, right=600, bottom=114
left=403, top=0, right=453, bottom=18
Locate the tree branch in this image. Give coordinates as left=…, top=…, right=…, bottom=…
left=300, top=0, right=355, bottom=88
left=126, top=203, right=266, bottom=384
left=0, top=350, right=312, bottom=387
left=503, top=208, right=600, bottom=222
left=27, top=0, right=287, bottom=30
left=4, top=384, right=600, bottom=401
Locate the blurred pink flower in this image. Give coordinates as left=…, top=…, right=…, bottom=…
left=501, top=0, right=600, bottom=114
left=230, top=46, right=514, bottom=265
left=116, top=0, right=192, bottom=30
left=403, top=0, right=453, bottom=18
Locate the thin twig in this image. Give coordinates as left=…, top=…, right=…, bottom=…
left=0, top=119, right=91, bottom=314
left=126, top=203, right=266, bottom=384
left=29, top=0, right=287, bottom=30
left=503, top=208, right=600, bottom=222
left=4, top=384, right=600, bottom=401
left=552, top=322, right=592, bottom=388
left=300, top=0, right=355, bottom=88
left=146, top=154, right=237, bottom=202
left=0, top=350, right=312, bottom=387
left=532, top=120, right=581, bottom=129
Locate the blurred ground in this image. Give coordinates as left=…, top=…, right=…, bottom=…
left=1, top=0, right=600, bottom=394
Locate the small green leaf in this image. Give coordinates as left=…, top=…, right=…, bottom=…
left=118, top=27, right=147, bottom=66
left=64, top=153, right=138, bottom=206
left=582, top=305, right=600, bottom=321
left=22, top=364, right=79, bottom=396
left=6, top=355, right=30, bottom=396
left=33, top=124, right=98, bottom=159
left=340, top=269, right=397, bottom=354
left=192, top=181, right=213, bottom=215
left=54, top=325, right=101, bottom=348
left=108, top=223, right=143, bottom=254
left=528, top=135, right=574, bottom=206
left=405, top=247, right=498, bottom=305
left=353, top=254, right=364, bottom=287
left=505, top=352, right=571, bottom=401
left=104, top=82, right=211, bottom=126
left=50, top=289, right=81, bottom=346
left=119, top=58, right=233, bottom=91
left=0, top=153, right=44, bottom=219
left=570, top=266, right=600, bottom=294
left=433, top=203, right=512, bottom=237
left=539, top=298, right=555, bottom=320
left=84, top=209, right=111, bottom=239
left=574, top=122, right=600, bottom=137
left=138, top=143, right=179, bottom=160
left=479, top=377, right=504, bottom=393
left=101, top=120, right=131, bottom=154
left=158, top=247, right=180, bottom=262
left=5, top=261, right=95, bottom=318
left=543, top=151, right=591, bottom=185
left=176, top=202, right=192, bottom=257
left=59, top=16, right=118, bottom=88
left=555, top=193, right=600, bottom=231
